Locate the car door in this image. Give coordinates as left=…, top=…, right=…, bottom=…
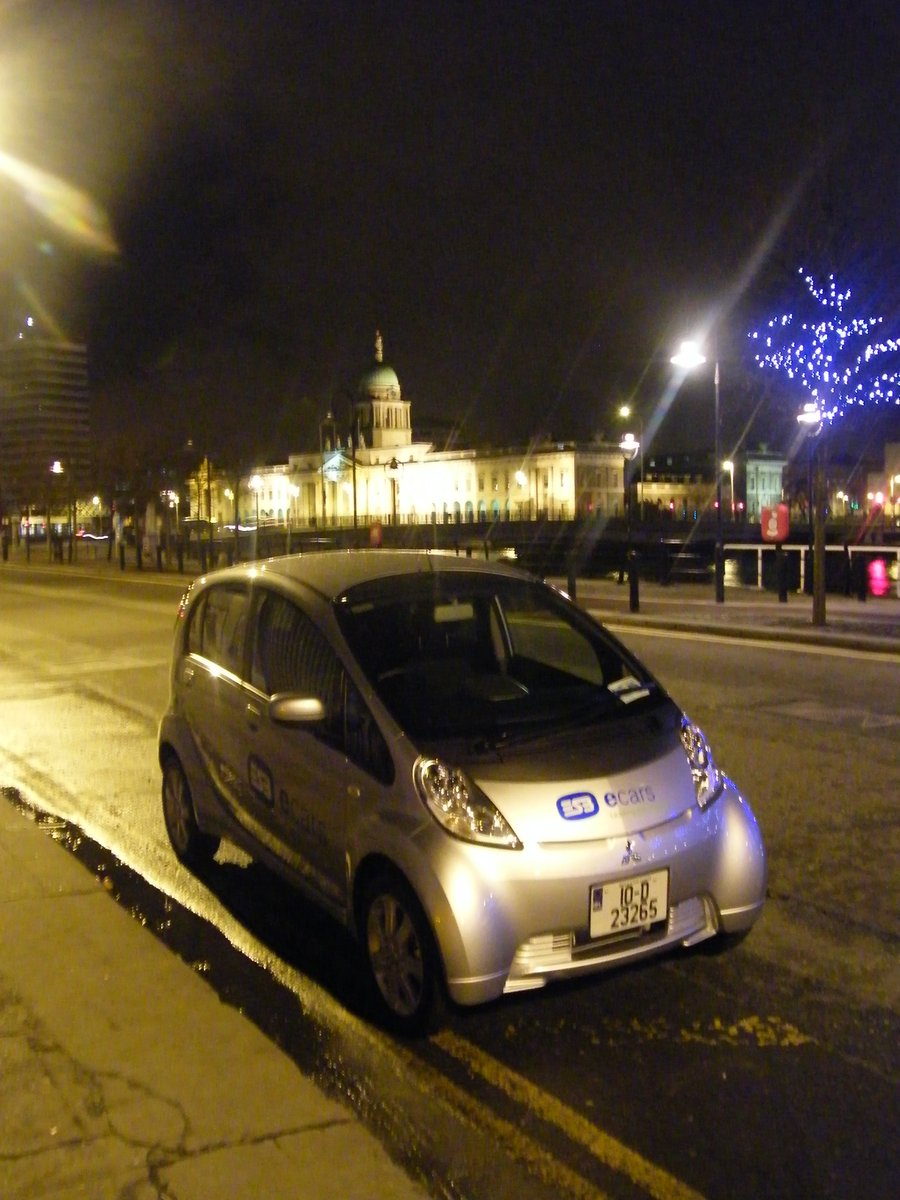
left=180, top=581, right=253, bottom=825
left=245, top=587, right=352, bottom=908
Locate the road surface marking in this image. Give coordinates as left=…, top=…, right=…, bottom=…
left=433, top=1028, right=707, bottom=1200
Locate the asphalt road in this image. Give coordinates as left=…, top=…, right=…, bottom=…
left=0, top=565, right=897, bottom=1200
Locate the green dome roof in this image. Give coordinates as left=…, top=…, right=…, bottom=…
left=358, top=330, right=401, bottom=399
left=360, top=363, right=401, bottom=393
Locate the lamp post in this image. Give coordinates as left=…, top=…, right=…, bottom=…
left=387, top=457, right=400, bottom=525
left=287, top=483, right=299, bottom=552
left=49, top=459, right=64, bottom=562
left=617, top=405, right=644, bottom=522
left=617, top=430, right=641, bottom=613
left=797, top=401, right=826, bottom=626
left=249, top=474, right=262, bottom=560
left=671, top=341, right=724, bottom=602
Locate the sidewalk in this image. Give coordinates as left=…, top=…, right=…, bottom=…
left=549, top=575, right=900, bottom=656
left=0, top=793, right=428, bottom=1200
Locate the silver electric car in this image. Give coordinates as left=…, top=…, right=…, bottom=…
left=158, top=550, right=766, bottom=1031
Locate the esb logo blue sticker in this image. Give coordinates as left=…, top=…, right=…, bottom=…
left=557, top=792, right=599, bottom=820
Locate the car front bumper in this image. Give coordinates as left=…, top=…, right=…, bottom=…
left=415, top=780, right=766, bottom=1007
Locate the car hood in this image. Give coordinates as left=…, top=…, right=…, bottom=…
left=469, top=725, right=695, bottom=842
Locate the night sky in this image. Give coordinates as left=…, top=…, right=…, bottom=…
left=2, top=0, right=898, bottom=463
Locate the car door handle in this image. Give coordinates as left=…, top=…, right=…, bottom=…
left=347, top=785, right=360, bottom=800
left=245, top=702, right=262, bottom=729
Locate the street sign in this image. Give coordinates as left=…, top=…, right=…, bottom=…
left=761, top=503, right=789, bottom=542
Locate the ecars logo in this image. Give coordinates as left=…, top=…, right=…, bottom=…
left=557, top=792, right=600, bottom=820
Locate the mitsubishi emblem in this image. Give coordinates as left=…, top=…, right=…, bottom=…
left=621, top=839, right=641, bottom=866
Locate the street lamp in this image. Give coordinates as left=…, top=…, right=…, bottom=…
left=387, top=458, right=400, bottom=525
left=617, top=405, right=644, bottom=522
left=49, top=459, right=64, bottom=562
left=617, top=429, right=641, bottom=613
left=617, top=432, right=640, bottom=525
left=287, top=483, right=299, bottom=552
left=671, top=341, right=724, bottom=602
left=249, top=474, right=262, bottom=559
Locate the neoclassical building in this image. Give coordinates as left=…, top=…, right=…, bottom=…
left=193, top=333, right=627, bottom=534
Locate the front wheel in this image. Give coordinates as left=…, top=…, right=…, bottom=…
left=359, top=871, right=443, bottom=1035
left=161, top=755, right=220, bottom=867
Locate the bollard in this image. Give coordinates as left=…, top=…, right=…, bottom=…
left=628, top=550, right=639, bottom=613
left=118, top=543, right=126, bottom=571
left=658, top=542, right=670, bottom=586
left=776, top=544, right=788, bottom=603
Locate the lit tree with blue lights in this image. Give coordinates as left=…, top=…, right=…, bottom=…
left=748, top=268, right=900, bottom=423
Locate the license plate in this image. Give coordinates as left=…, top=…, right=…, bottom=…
left=590, top=869, right=669, bottom=939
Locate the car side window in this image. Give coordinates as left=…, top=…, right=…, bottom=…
left=251, top=591, right=393, bottom=782
left=187, top=584, right=250, bottom=676
left=251, top=591, right=342, bottom=712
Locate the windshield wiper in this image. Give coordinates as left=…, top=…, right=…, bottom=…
left=474, top=685, right=654, bottom=752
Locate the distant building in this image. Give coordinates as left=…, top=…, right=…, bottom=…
left=744, top=449, right=787, bottom=523
left=639, top=447, right=785, bottom=527
left=0, top=320, right=90, bottom=510
left=866, top=441, right=900, bottom=525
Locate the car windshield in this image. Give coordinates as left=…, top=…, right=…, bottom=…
left=335, top=572, right=661, bottom=742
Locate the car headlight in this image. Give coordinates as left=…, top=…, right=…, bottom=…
left=680, top=717, right=724, bottom=810
left=414, top=758, right=522, bottom=849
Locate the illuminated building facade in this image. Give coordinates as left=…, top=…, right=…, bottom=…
left=232, top=333, right=627, bottom=532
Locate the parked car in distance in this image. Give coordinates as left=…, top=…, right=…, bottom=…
left=158, top=550, right=766, bottom=1032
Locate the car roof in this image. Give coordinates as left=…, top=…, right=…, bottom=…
left=193, top=549, right=534, bottom=603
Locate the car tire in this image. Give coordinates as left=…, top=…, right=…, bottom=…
left=359, top=870, right=443, bottom=1035
left=161, top=754, right=220, bottom=867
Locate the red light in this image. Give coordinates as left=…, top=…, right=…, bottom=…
left=868, top=559, right=889, bottom=597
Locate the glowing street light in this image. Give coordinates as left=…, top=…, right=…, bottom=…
left=671, top=341, right=724, bottom=602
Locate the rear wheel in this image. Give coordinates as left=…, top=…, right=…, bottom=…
left=161, top=755, right=219, bottom=867
left=360, top=870, right=443, bottom=1035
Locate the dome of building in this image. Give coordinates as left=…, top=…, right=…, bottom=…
left=358, top=330, right=401, bottom=400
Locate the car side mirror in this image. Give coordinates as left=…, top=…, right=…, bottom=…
left=269, top=693, right=326, bottom=725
